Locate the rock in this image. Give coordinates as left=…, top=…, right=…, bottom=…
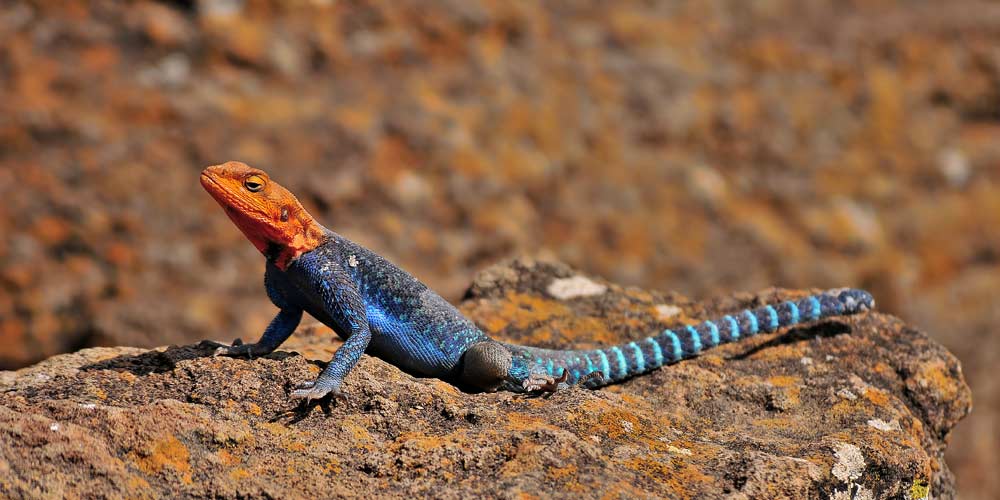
left=0, top=259, right=971, bottom=499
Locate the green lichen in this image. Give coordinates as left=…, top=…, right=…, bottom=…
left=909, top=479, right=929, bottom=500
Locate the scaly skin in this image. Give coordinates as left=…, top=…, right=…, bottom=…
left=201, top=161, right=875, bottom=401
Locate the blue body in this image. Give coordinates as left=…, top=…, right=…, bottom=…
left=254, top=229, right=874, bottom=393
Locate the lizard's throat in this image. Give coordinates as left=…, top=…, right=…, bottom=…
left=266, top=231, right=320, bottom=271
left=224, top=208, right=323, bottom=271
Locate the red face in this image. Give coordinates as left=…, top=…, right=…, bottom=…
left=201, top=161, right=323, bottom=269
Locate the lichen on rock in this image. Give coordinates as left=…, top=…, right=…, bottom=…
left=0, top=258, right=971, bottom=499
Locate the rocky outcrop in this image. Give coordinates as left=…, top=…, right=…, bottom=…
left=0, top=259, right=971, bottom=499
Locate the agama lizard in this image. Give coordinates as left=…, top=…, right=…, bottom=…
left=201, top=161, right=875, bottom=401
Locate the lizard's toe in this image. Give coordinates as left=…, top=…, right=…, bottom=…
left=290, top=378, right=345, bottom=403
left=213, top=341, right=241, bottom=357
left=522, top=369, right=569, bottom=394
left=290, top=385, right=344, bottom=403
left=213, top=339, right=273, bottom=359
left=289, top=387, right=327, bottom=400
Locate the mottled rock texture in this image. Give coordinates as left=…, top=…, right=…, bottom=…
left=1, top=2, right=998, bottom=496
left=0, top=259, right=970, bottom=499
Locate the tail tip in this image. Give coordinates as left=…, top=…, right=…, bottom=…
left=834, top=288, right=875, bottom=312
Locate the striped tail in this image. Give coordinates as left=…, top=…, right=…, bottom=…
left=507, top=288, right=874, bottom=390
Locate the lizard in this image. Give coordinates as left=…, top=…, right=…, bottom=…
left=201, top=161, right=875, bottom=401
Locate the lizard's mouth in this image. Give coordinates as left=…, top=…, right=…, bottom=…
left=200, top=171, right=223, bottom=196
left=200, top=172, right=245, bottom=212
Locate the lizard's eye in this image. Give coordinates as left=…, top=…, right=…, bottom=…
left=244, top=175, right=265, bottom=192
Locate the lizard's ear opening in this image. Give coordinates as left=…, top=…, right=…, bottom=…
left=280, top=207, right=289, bottom=222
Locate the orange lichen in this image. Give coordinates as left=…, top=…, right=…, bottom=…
left=473, top=291, right=573, bottom=333
left=229, top=468, right=250, bottom=481
left=864, top=388, right=890, bottom=406
left=324, top=460, right=343, bottom=475
left=626, top=455, right=713, bottom=500
left=698, top=354, right=725, bottom=367
left=260, top=422, right=291, bottom=436
left=499, top=441, right=546, bottom=478
left=767, top=375, right=802, bottom=387
left=751, top=416, right=800, bottom=429
left=551, top=316, right=621, bottom=345
left=282, top=440, right=307, bottom=452
left=217, top=449, right=240, bottom=466
left=389, top=431, right=446, bottom=452
left=504, top=412, right=557, bottom=433
left=546, top=463, right=578, bottom=481
left=131, top=435, right=192, bottom=484
left=90, top=387, right=108, bottom=400
left=748, top=342, right=807, bottom=361
left=343, top=421, right=374, bottom=444
left=122, top=475, right=154, bottom=500
left=626, top=455, right=674, bottom=479
left=575, top=399, right=644, bottom=440
left=872, top=361, right=894, bottom=376
left=247, top=403, right=262, bottom=416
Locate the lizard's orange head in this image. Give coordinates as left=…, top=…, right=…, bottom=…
left=201, top=161, right=325, bottom=269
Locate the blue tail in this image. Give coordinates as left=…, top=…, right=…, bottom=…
left=506, top=288, right=874, bottom=390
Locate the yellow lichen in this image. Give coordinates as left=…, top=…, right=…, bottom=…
left=909, top=478, right=929, bottom=499
left=916, top=360, right=961, bottom=401
left=324, top=460, right=342, bottom=475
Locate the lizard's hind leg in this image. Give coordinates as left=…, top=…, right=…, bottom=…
left=459, top=341, right=514, bottom=392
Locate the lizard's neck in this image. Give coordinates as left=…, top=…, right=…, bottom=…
left=223, top=203, right=326, bottom=271
left=266, top=221, right=326, bottom=271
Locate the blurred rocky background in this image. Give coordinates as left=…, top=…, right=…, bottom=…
left=0, top=0, right=996, bottom=497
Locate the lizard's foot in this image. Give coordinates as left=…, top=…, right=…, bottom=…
left=212, top=339, right=274, bottom=360
left=522, top=369, right=569, bottom=393
left=289, top=379, right=346, bottom=403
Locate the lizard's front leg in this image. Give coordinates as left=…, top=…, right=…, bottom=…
left=290, top=323, right=371, bottom=401
left=216, top=308, right=303, bottom=358
left=289, top=269, right=371, bottom=402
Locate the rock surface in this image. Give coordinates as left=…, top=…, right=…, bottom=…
left=0, top=259, right=971, bottom=499
left=1, top=3, right=998, bottom=496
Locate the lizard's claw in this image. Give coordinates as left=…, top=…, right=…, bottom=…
left=290, top=380, right=346, bottom=403
left=210, top=338, right=243, bottom=356
left=522, top=369, right=569, bottom=394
